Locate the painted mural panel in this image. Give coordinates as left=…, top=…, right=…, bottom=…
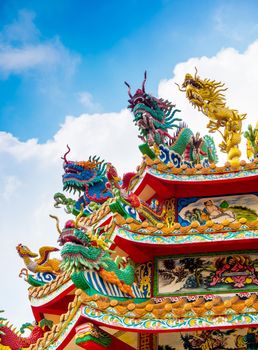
left=158, top=328, right=258, bottom=350
left=155, top=251, right=258, bottom=296
left=178, top=193, right=258, bottom=226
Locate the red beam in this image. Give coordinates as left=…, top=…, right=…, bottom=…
left=135, top=172, right=258, bottom=199
left=115, top=235, right=258, bottom=259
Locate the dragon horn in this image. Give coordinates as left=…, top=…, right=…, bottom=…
left=142, top=70, right=147, bottom=93
left=75, top=204, right=84, bottom=228
left=124, top=81, right=133, bottom=98
left=61, top=145, right=71, bottom=164
left=49, top=215, right=61, bottom=235
left=194, top=66, right=198, bottom=79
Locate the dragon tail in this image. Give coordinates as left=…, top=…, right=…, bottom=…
left=203, top=135, right=219, bottom=163
left=36, top=246, right=59, bottom=265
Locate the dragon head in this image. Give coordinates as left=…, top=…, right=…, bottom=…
left=16, top=244, right=38, bottom=258
left=59, top=211, right=106, bottom=274
left=59, top=224, right=96, bottom=274
left=58, top=220, right=91, bottom=247
left=179, top=68, right=227, bottom=110
left=125, top=72, right=181, bottom=145
left=62, top=146, right=109, bottom=195
left=125, top=70, right=148, bottom=111
left=181, top=73, right=205, bottom=108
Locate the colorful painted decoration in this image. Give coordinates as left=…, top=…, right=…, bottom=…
left=155, top=252, right=258, bottom=296
left=178, top=193, right=258, bottom=226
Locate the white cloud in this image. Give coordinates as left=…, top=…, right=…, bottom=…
left=3, top=39, right=258, bottom=328
left=212, top=4, right=258, bottom=43
left=213, top=5, right=242, bottom=41
left=0, top=10, right=79, bottom=77
left=0, top=44, right=60, bottom=73
left=0, top=10, right=39, bottom=44
left=0, top=176, right=21, bottom=200
left=77, top=91, right=101, bottom=112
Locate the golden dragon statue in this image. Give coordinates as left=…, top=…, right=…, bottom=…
left=16, top=244, right=61, bottom=274
left=178, top=68, right=246, bottom=165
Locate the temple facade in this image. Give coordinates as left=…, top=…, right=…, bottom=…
left=1, top=71, right=258, bottom=350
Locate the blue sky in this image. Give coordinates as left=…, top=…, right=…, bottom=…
left=1, top=0, right=258, bottom=141
left=2, top=0, right=258, bottom=328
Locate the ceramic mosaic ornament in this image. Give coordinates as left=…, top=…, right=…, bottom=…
left=3, top=71, right=258, bottom=349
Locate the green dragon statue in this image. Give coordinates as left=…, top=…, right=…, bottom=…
left=125, top=72, right=218, bottom=167
left=55, top=147, right=113, bottom=216
left=58, top=214, right=135, bottom=296
left=244, top=123, right=258, bottom=161
left=125, top=71, right=181, bottom=146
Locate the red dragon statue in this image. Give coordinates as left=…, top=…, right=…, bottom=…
left=0, top=313, right=52, bottom=350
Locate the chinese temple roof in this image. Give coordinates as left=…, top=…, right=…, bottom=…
left=2, top=70, right=258, bottom=350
